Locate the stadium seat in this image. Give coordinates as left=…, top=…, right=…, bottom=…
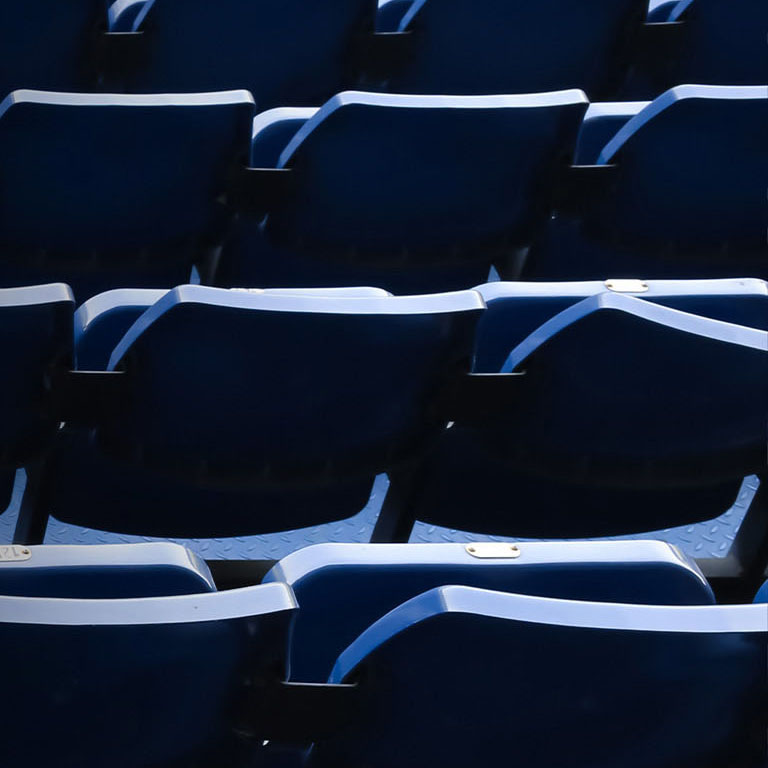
left=374, top=279, right=768, bottom=583
left=0, top=90, right=254, bottom=301
left=0, top=564, right=295, bottom=767
left=523, top=85, right=768, bottom=280
left=0, top=284, right=75, bottom=510
left=0, top=0, right=103, bottom=99
left=369, top=0, right=647, bottom=99
left=104, top=0, right=375, bottom=109
left=215, top=90, right=588, bottom=295
left=14, top=285, right=483, bottom=540
left=264, top=540, right=715, bottom=682
left=311, top=584, right=768, bottom=767
left=628, top=0, right=768, bottom=97
left=0, top=542, right=215, bottom=597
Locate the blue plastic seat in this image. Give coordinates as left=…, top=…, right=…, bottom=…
left=377, top=278, right=768, bottom=541
left=216, top=90, right=588, bottom=295
left=19, top=285, right=483, bottom=538
left=0, top=90, right=254, bottom=301
left=0, top=542, right=215, bottom=598
left=312, top=584, right=768, bottom=767
left=264, top=540, right=714, bottom=682
left=105, top=0, right=375, bottom=109
left=0, top=284, right=75, bottom=508
left=0, top=571, right=295, bottom=766
left=373, top=0, right=647, bottom=99
left=0, top=0, right=103, bottom=98
left=525, top=85, right=768, bottom=280
left=637, top=0, right=767, bottom=96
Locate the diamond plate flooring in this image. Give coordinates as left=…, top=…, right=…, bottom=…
left=0, top=470, right=755, bottom=561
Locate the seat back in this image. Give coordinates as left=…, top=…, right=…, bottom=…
left=267, top=91, right=587, bottom=261
left=124, top=0, right=374, bottom=108
left=392, top=0, right=647, bottom=97
left=495, top=292, right=767, bottom=486
left=0, top=91, right=253, bottom=296
left=265, top=540, right=714, bottom=682
left=473, top=278, right=768, bottom=371
left=97, top=285, right=483, bottom=485
left=668, top=0, right=767, bottom=86
left=0, top=284, right=74, bottom=467
left=0, top=543, right=215, bottom=598
left=594, top=85, right=767, bottom=250
left=0, top=581, right=295, bottom=767
left=0, top=0, right=102, bottom=98
left=313, top=586, right=768, bottom=768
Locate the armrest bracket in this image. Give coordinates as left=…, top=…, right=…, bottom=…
left=230, top=167, right=293, bottom=217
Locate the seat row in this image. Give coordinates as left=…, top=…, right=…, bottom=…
left=4, top=278, right=767, bottom=593
left=0, top=85, right=764, bottom=300
left=1, top=0, right=763, bottom=105
left=1, top=539, right=765, bottom=767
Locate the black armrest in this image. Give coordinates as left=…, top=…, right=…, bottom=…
left=554, top=164, right=618, bottom=217
left=230, top=167, right=293, bottom=217
left=49, top=369, right=129, bottom=425
left=353, top=30, right=415, bottom=78
left=95, top=31, right=148, bottom=76
left=445, top=372, right=526, bottom=424
left=237, top=680, right=363, bottom=741
left=636, top=21, right=687, bottom=63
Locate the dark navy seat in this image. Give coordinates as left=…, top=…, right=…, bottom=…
left=0, top=542, right=215, bottom=598
left=216, top=90, right=588, bottom=295
left=0, top=90, right=254, bottom=301
left=0, top=569, right=295, bottom=767
left=264, top=540, right=714, bottom=682
left=0, top=0, right=103, bottom=99
left=312, top=584, right=768, bottom=768
left=0, top=284, right=75, bottom=510
left=371, top=0, right=647, bottom=99
left=630, top=0, right=768, bottom=97
left=375, top=279, right=768, bottom=552
left=524, top=85, right=768, bottom=281
left=16, top=285, right=483, bottom=539
left=105, top=0, right=375, bottom=109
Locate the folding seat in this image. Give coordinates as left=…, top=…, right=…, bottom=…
left=103, top=0, right=376, bottom=109
left=0, top=284, right=75, bottom=511
left=0, top=0, right=104, bottom=99
left=368, top=0, right=648, bottom=99
left=523, top=85, right=768, bottom=281
left=629, top=0, right=768, bottom=97
left=215, top=90, right=588, bottom=295
left=309, top=584, right=768, bottom=768
left=0, top=542, right=295, bottom=767
left=0, top=90, right=254, bottom=301
left=13, top=284, right=483, bottom=542
left=372, top=278, right=768, bottom=592
left=264, top=540, right=715, bottom=682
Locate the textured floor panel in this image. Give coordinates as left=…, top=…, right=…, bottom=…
left=0, top=471, right=754, bottom=561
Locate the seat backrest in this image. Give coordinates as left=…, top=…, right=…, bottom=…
left=0, top=0, right=103, bottom=98
left=312, top=586, right=768, bottom=768
left=473, top=278, right=768, bottom=371
left=0, top=283, right=74, bottom=466
left=0, top=90, right=253, bottom=260
left=0, top=581, right=295, bottom=767
left=0, top=543, right=215, bottom=598
left=495, top=292, right=768, bottom=486
left=96, top=285, right=483, bottom=485
left=265, top=540, right=714, bottom=682
left=392, top=0, right=647, bottom=97
left=593, top=85, right=767, bottom=249
left=267, top=91, right=587, bottom=260
left=668, top=0, right=767, bottom=86
left=123, top=0, right=374, bottom=108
